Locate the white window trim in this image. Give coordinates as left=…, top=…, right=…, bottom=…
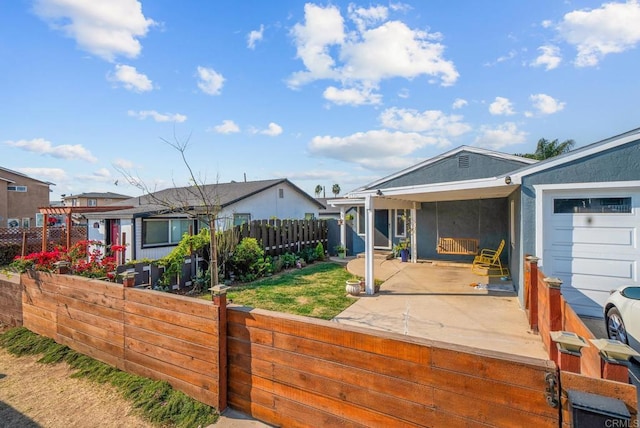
left=7, top=185, right=27, bottom=192
left=394, top=209, right=407, bottom=238
left=142, top=218, right=193, bottom=247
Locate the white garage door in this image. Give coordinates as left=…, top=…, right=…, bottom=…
left=542, top=188, right=640, bottom=317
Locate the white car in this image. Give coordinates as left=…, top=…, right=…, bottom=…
left=604, top=285, right=640, bottom=359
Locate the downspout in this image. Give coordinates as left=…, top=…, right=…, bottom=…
left=365, top=195, right=375, bottom=295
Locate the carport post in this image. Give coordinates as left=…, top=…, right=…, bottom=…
left=339, top=206, right=346, bottom=251
left=410, top=204, right=417, bottom=263
left=364, top=195, right=375, bottom=295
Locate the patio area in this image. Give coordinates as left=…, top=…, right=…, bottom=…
left=333, top=257, right=547, bottom=359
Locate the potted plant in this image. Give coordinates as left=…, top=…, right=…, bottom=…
left=334, top=244, right=347, bottom=258
left=394, top=240, right=410, bottom=262
left=345, top=276, right=361, bottom=296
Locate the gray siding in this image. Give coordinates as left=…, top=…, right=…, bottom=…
left=416, top=198, right=509, bottom=261
left=378, top=151, right=530, bottom=189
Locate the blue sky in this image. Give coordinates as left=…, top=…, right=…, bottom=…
left=2, top=1, right=639, bottom=201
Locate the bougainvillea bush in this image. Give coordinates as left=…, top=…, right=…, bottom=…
left=10, top=240, right=125, bottom=280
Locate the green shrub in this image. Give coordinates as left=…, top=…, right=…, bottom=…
left=232, top=238, right=272, bottom=282
left=279, top=252, right=297, bottom=269
left=315, top=242, right=325, bottom=261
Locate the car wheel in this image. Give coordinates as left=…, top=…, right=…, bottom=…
left=606, top=307, right=628, bottom=344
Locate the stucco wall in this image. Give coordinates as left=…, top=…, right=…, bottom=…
left=417, top=198, right=508, bottom=261
left=2, top=170, right=50, bottom=227
left=378, top=151, right=530, bottom=189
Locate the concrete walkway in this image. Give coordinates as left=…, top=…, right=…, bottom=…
left=334, top=257, right=547, bottom=359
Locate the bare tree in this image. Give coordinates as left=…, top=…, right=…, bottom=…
left=115, top=134, right=221, bottom=288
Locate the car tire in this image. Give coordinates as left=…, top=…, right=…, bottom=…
left=606, top=306, right=628, bottom=345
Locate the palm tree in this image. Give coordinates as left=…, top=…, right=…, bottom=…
left=314, top=184, right=323, bottom=197
left=517, top=138, right=575, bottom=160
left=332, top=184, right=341, bottom=197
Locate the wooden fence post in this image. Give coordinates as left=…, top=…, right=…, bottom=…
left=212, top=291, right=228, bottom=411
left=526, top=256, right=540, bottom=333
left=544, top=277, right=563, bottom=363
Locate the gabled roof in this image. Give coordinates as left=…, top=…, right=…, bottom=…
left=63, top=192, right=132, bottom=200
left=509, top=126, right=640, bottom=183
left=0, top=166, right=54, bottom=186
left=84, top=178, right=324, bottom=218
left=352, top=145, right=537, bottom=192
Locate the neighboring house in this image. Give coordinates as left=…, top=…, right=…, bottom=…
left=63, top=192, right=131, bottom=208
left=331, top=127, right=640, bottom=318
left=0, top=166, right=52, bottom=228
left=84, top=178, right=325, bottom=262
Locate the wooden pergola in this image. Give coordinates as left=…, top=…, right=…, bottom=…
left=38, top=206, right=133, bottom=251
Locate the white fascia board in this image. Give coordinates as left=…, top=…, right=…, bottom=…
left=353, top=176, right=508, bottom=198
left=511, top=129, right=640, bottom=184
left=327, top=198, right=365, bottom=207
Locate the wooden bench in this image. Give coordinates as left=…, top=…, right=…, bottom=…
left=436, top=237, right=479, bottom=255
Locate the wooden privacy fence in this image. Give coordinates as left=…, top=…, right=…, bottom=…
left=20, top=271, right=226, bottom=409
left=235, top=219, right=327, bottom=256
left=0, top=226, right=87, bottom=255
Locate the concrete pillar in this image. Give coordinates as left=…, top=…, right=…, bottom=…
left=410, top=204, right=417, bottom=263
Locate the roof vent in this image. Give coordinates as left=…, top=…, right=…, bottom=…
left=458, top=155, right=470, bottom=168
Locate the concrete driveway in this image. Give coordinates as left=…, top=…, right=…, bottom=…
left=333, top=257, right=547, bottom=359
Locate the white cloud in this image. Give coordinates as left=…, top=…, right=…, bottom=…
left=247, top=24, right=264, bottom=49
left=379, top=107, right=471, bottom=139
left=127, top=110, right=187, bottom=122
left=348, top=4, right=388, bottom=32
left=558, top=0, right=640, bottom=67
left=531, top=45, right=562, bottom=70
left=528, top=93, right=566, bottom=116
left=323, top=86, right=381, bottom=105
left=452, top=98, right=468, bottom=109
left=76, top=168, right=114, bottom=183
left=397, top=88, right=410, bottom=99
left=15, top=167, right=67, bottom=183
left=489, top=97, right=515, bottom=115
left=541, top=20, right=553, bottom=28
left=196, top=66, right=225, bottom=95
left=113, top=158, right=134, bottom=169
left=309, top=129, right=438, bottom=169
left=475, top=123, right=527, bottom=149
left=288, top=4, right=345, bottom=87
left=389, top=2, right=412, bottom=13
left=260, top=123, right=283, bottom=136
left=5, top=138, right=97, bottom=162
left=108, top=64, right=153, bottom=92
left=33, top=0, right=155, bottom=62
left=288, top=4, right=458, bottom=104
left=213, top=120, right=240, bottom=134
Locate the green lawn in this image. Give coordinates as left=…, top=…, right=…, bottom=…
left=204, top=262, right=357, bottom=320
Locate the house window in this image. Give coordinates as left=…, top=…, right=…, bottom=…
left=553, top=197, right=632, bottom=214
left=304, top=213, right=315, bottom=220
left=7, top=185, right=27, bottom=192
left=88, top=199, right=97, bottom=207
left=278, top=188, right=284, bottom=198
left=395, top=209, right=407, bottom=238
left=356, top=207, right=365, bottom=235
left=142, top=219, right=193, bottom=246
left=233, top=213, right=251, bottom=226
left=7, top=218, right=19, bottom=228
left=22, top=218, right=30, bottom=228
left=71, top=199, right=78, bottom=207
